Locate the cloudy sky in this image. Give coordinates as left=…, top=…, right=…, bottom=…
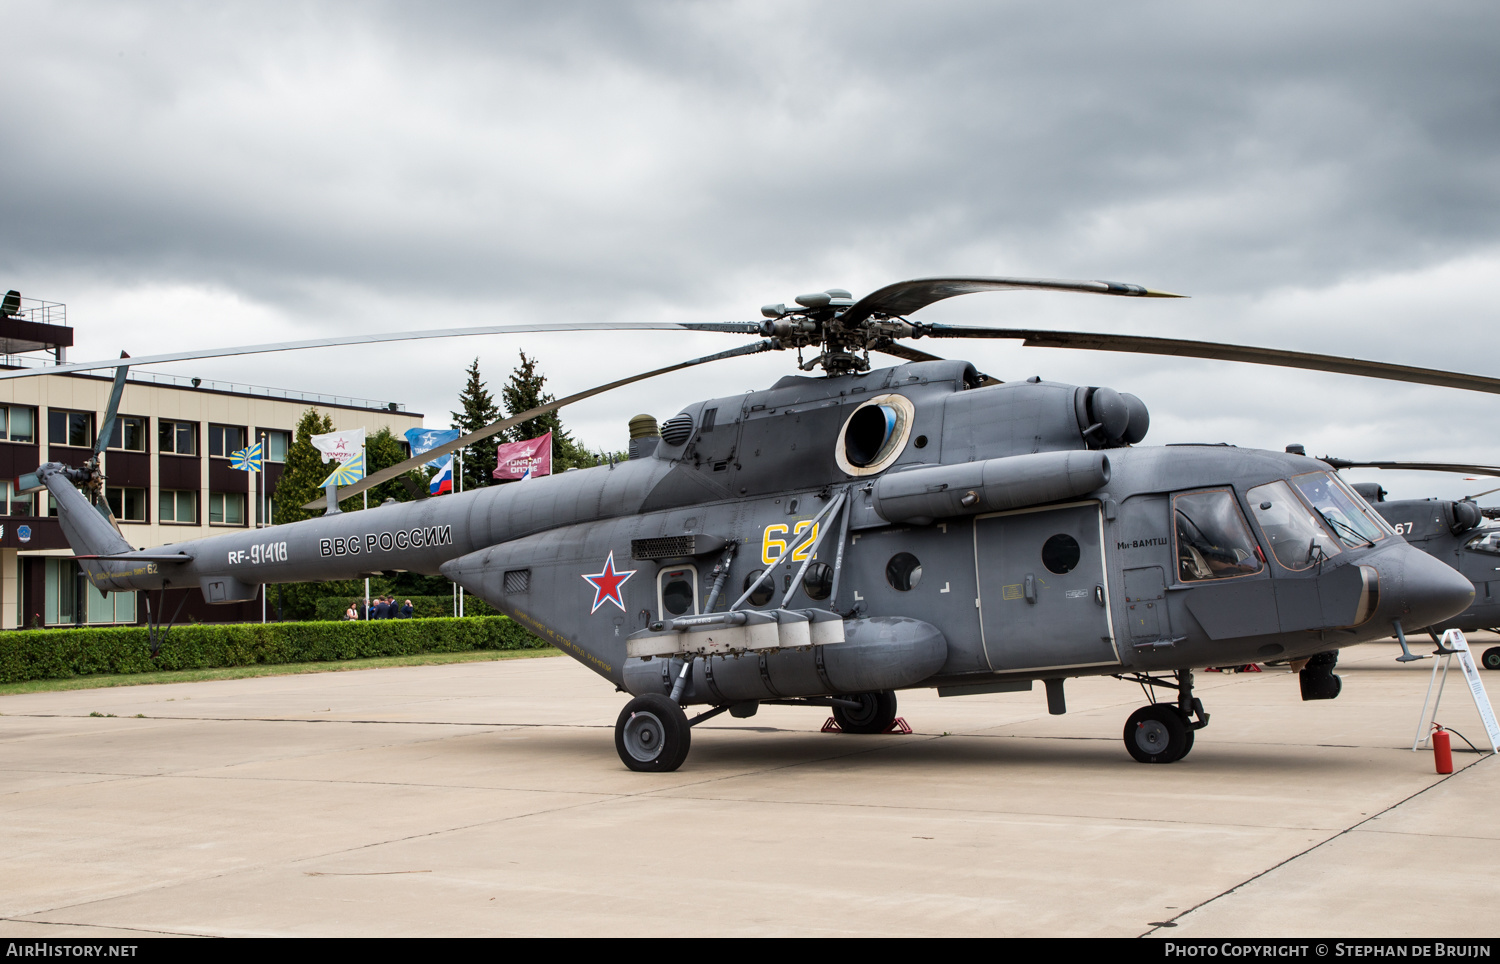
left=4, top=1, right=1499, bottom=500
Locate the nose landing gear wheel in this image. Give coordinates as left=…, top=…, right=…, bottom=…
left=832, top=690, right=899, bottom=734
left=1482, top=646, right=1500, bottom=671
left=1124, top=704, right=1193, bottom=764
left=615, top=694, right=692, bottom=772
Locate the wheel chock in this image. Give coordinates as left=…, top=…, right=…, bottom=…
left=820, top=717, right=842, bottom=733
left=883, top=717, right=913, bottom=735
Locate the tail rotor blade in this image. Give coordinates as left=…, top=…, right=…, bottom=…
left=302, top=339, right=779, bottom=510
left=92, top=352, right=131, bottom=462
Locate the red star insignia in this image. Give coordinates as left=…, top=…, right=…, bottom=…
left=582, top=550, right=636, bottom=614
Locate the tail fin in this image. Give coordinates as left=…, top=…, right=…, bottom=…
left=37, top=463, right=132, bottom=559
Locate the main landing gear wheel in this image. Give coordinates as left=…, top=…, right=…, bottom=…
left=615, top=694, right=691, bottom=772
left=1124, top=705, right=1194, bottom=764
left=1482, top=647, right=1500, bottom=671
left=833, top=690, right=898, bottom=734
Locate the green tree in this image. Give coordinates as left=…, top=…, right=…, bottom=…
left=499, top=351, right=599, bottom=473
left=451, top=358, right=501, bottom=492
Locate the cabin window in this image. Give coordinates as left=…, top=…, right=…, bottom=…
left=1247, top=480, right=1342, bottom=571
left=658, top=565, right=698, bottom=618
left=742, top=569, right=774, bottom=607
left=886, top=552, right=923, bottom=590
left=1173, top=489, right=1265, bottom=582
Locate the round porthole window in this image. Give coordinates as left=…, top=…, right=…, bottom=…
left=834, top=393, right=915, bottom=477
left=886, top=552, right=923, bottom=591
left=743, top=569, right=774, bottom=607
left=802, top=563, right=834, bottom=600
left=1042, top=534, right=1081, bottom=574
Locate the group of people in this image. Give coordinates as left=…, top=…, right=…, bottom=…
left=344, top=596, right=415, bottom=620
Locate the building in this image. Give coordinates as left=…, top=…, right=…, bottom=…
left=0, top=292, right=425, bottom=629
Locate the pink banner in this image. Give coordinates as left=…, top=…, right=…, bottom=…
left=493, top=432, right=552, bottom=480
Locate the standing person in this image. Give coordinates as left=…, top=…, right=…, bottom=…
left=398, top=599, right=414, bottom=619
left=344, top=599, right=358, bottom=621
left=372, top=596, right=389, bottom=620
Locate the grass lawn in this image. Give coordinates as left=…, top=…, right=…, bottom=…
left=0, top=647, right=563, bottom=696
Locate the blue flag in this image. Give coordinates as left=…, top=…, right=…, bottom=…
left=405, top=427, right=462, bottom=469
left=230, top=441, right=263, bottom=473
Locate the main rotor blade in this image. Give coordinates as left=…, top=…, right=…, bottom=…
left=1320, top=458, right=1500, bottom=477
left=841, top=276, right=1185, bottom=327
left=0, top=321, right=762, bottom=382
left=915, top=325, right=1500, bottom=395
left=303, top=339, right=778, bottom=510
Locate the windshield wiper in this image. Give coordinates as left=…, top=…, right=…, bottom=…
left=1316, top=507, right=1374, bottom=548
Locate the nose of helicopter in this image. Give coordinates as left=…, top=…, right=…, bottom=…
left=1373, top=540, right=1476, bottom=631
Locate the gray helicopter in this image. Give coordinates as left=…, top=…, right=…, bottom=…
left=3, top=276, right=1487, bottom=772
left=1305, top=455, right=1500, bottom=670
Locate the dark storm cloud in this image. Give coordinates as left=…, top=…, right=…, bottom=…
left=3, top=1, right=1498, bottom=310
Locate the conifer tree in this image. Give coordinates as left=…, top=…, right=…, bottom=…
left=451, top=358, right=501, bottom=492
left=499, top=351, right=598, bottom=472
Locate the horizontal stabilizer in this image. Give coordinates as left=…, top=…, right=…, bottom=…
left=70, top=552, right=193, bottom=563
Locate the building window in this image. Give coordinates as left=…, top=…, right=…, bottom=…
left=159, top=489, right=197, bottom=524
left=107, top=416, right=148, bottom=452
left=43, top=558, right=136, bottom=626
left=48, top=409, right=94, bottom=448
left=0, top=405, right=37, bottom=443
left=261, top=429, right=291, bottom=462
left=209, top=492, right=245, bottom=525
left=105, top=487, right=148, bottom=522
left=159, top=420, right=198, bottom=455
left=1, top=480, right=33, bottom=516
left=208, top=424, right=247, bottom=458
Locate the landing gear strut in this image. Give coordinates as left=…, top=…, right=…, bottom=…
left=1116, top=668, right=1209, bottom=765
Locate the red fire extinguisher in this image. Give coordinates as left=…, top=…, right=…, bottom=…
left=1432, top=724, right=1454, bottom=775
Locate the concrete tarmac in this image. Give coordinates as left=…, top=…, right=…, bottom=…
left=1, top=640, right=1498, bottom=938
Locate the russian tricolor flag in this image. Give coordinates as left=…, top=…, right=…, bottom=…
left=430, top=455, right=455, bottom=495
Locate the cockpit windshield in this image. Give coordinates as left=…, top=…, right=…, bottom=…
left=1465, top=529, right=1500, bottom=555
left=1247, top=479, right=1342, bottom=570
left=1291, top=472, right=1387, bottom=548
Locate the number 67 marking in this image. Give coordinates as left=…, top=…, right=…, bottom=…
left=762, top=521, right=819, bottom=564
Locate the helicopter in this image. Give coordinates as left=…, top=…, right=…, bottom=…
left=1302, top=454, right=1500, bottom=670
left=2, top=275, right=1487, bottom=772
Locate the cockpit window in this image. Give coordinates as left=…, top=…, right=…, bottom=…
left=1247, top=480, right=1342, bottom=571
left=1291, top=472, right=1387, bottom=547
left=1173, top=489, right=1264, bottom=582
left=1465, top=529, right=1500, bottom=555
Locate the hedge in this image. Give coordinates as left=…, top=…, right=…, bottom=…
left=313, top=594, right=499, bottom=621
left=0, top=616, right=549, bottom=684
